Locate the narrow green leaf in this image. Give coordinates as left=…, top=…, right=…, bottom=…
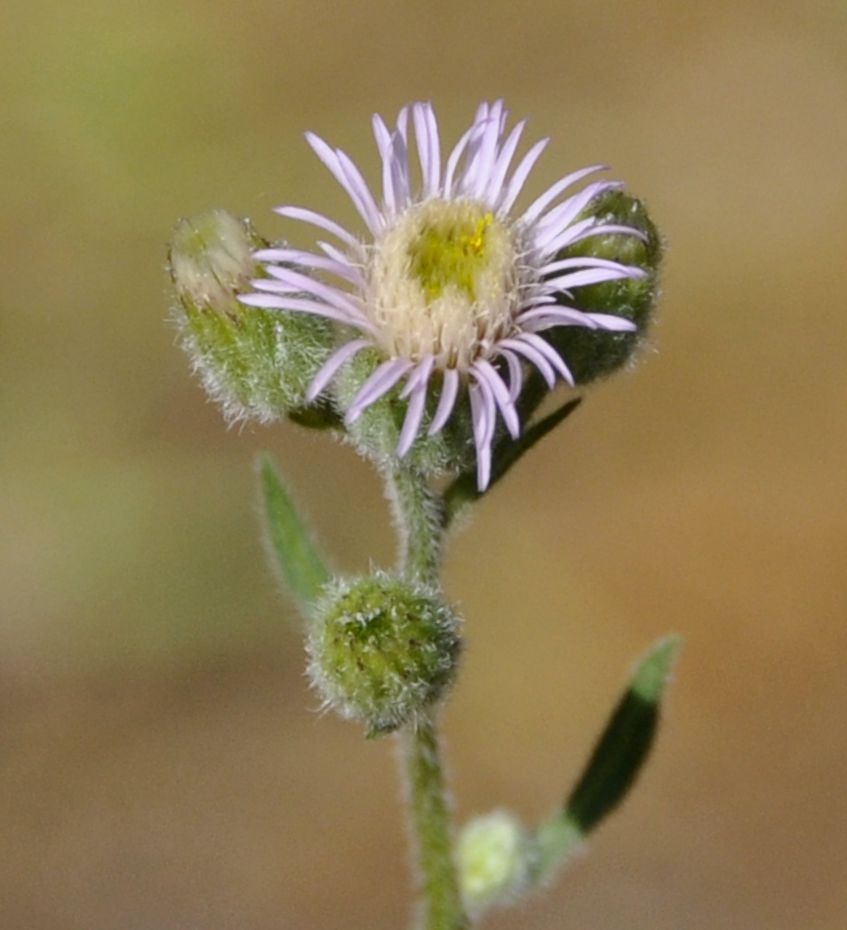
left=257, top=452, right=331, bottom=612
left=565, top=636, right=680, bottom=833
left=442, top=396, right=582, bottom=523
left=533, top=636, right=680, bottom=882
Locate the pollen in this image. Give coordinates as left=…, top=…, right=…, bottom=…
left=366, top=200, right=523, bottom=371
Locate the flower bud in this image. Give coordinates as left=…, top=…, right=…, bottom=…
left=306, top=572, right=461, bottom=737
left=168, top=209, right=334, bottom=424
left=542, top=190, right=662, bottom=385
left=457, top=810, right=535, bottom=913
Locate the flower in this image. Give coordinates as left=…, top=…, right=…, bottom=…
left=241, top=100, right=646, bottom=489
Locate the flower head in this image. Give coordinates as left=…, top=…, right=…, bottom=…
left=242, top=100, right=646, bottom=488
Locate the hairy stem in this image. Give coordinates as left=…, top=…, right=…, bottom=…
left=401, top=712, right=468, bottom=930
left=387, top=465, right=445, bottom=581
left=390, top=466, right=466, bottom=929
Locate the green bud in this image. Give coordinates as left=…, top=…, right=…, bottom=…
left=306, top=572, right=461, bottom=737
left=168, top=209, right=335, bottom=424
left=543, top=190, right=662, bottom=385
left=457, top=810, right=535, bottom=914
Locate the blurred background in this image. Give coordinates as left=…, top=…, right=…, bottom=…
left=2, top=0, right=846, bottom=927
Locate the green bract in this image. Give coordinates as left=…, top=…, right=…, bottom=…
left=332, top=346, right=475, bottom=476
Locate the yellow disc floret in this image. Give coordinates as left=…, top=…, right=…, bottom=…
left=365, top=199, right=524, bottom=371
left=409, top=211, right=494, bottom=303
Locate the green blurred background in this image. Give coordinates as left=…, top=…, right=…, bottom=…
left=3, top=0, right=846, bottom=927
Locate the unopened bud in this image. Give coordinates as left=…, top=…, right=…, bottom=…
left=306, top=572, right=461, bottom=737
left=458, top=810, right=535, bottom=913
left=168, top=209, right=334, bottom=424
left=543, top=190, right=662, bottom=385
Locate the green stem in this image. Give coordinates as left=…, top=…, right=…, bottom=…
left=387, top=465, right=444, bottom=581
left=401, top=712, right=468, bottom=930
left=389, top=466, right=466, bottom=929
left=532, top=812, right=584, bottom=884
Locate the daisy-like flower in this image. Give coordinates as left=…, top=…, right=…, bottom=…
left=241, top=100, right=646, bottom=489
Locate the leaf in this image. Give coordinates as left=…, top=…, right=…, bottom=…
left=565, top=636, right=680, bottom=831
left=442, top=396, right=582, bottom=523
left=257, top=452, right=331, bottom=612
left=533, top=636, right=681, bottom=881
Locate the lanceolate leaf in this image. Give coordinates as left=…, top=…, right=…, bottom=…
left=258, top=452, right=331, bottom=612
left=534, top=636, right=680, bottom=881
left=565, top=636, right=680, bottom=831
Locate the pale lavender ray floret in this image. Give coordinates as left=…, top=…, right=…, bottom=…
left=240, top=100, right=646, bottom=490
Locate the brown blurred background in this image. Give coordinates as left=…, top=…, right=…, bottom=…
left=2, top=0, right=846, bottom=927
